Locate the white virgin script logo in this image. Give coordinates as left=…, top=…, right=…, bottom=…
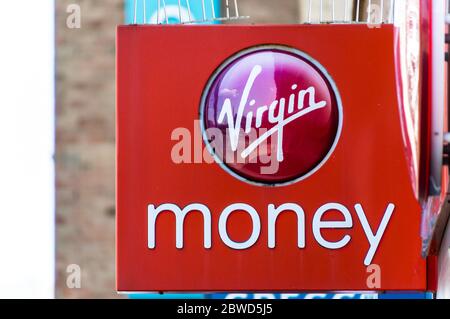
left=218, top=65, right=327, bottom=162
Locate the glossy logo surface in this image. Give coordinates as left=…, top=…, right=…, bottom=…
left=201, top=46, right=342, bottom=185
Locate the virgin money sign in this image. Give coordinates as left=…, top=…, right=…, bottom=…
left=117, top=25, right=426, bottom=292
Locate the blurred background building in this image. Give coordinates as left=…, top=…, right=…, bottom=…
left=56, top=0, right=122, bottom=299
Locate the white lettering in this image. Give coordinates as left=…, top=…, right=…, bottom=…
left=219, top=203, right=261, bottom=249
left=218, top=65, right=262, bottom=151
left=354, top=203, right=395, bottom=266
left=147, top=202, right=395, bottom=266
left=268, top=203, right=305, bottom=248
left=218, top=65, right=327, bottom=162
left=148, top=203, right=211, bottom=249
left=313, top=203, right=353, bottom=249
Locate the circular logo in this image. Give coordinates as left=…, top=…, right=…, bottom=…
left=200, top=46, right=342, bottom=186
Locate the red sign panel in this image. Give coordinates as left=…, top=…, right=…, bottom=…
left=117, top=25, right=426, bottom=292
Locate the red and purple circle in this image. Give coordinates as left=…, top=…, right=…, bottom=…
left=201, top=46, right=342, bottom=186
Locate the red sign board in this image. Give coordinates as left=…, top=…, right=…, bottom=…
left=117, top=25, right=426, bottom=292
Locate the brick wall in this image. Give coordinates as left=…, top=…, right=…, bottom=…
left=56, top=0, right=123, bottom=298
